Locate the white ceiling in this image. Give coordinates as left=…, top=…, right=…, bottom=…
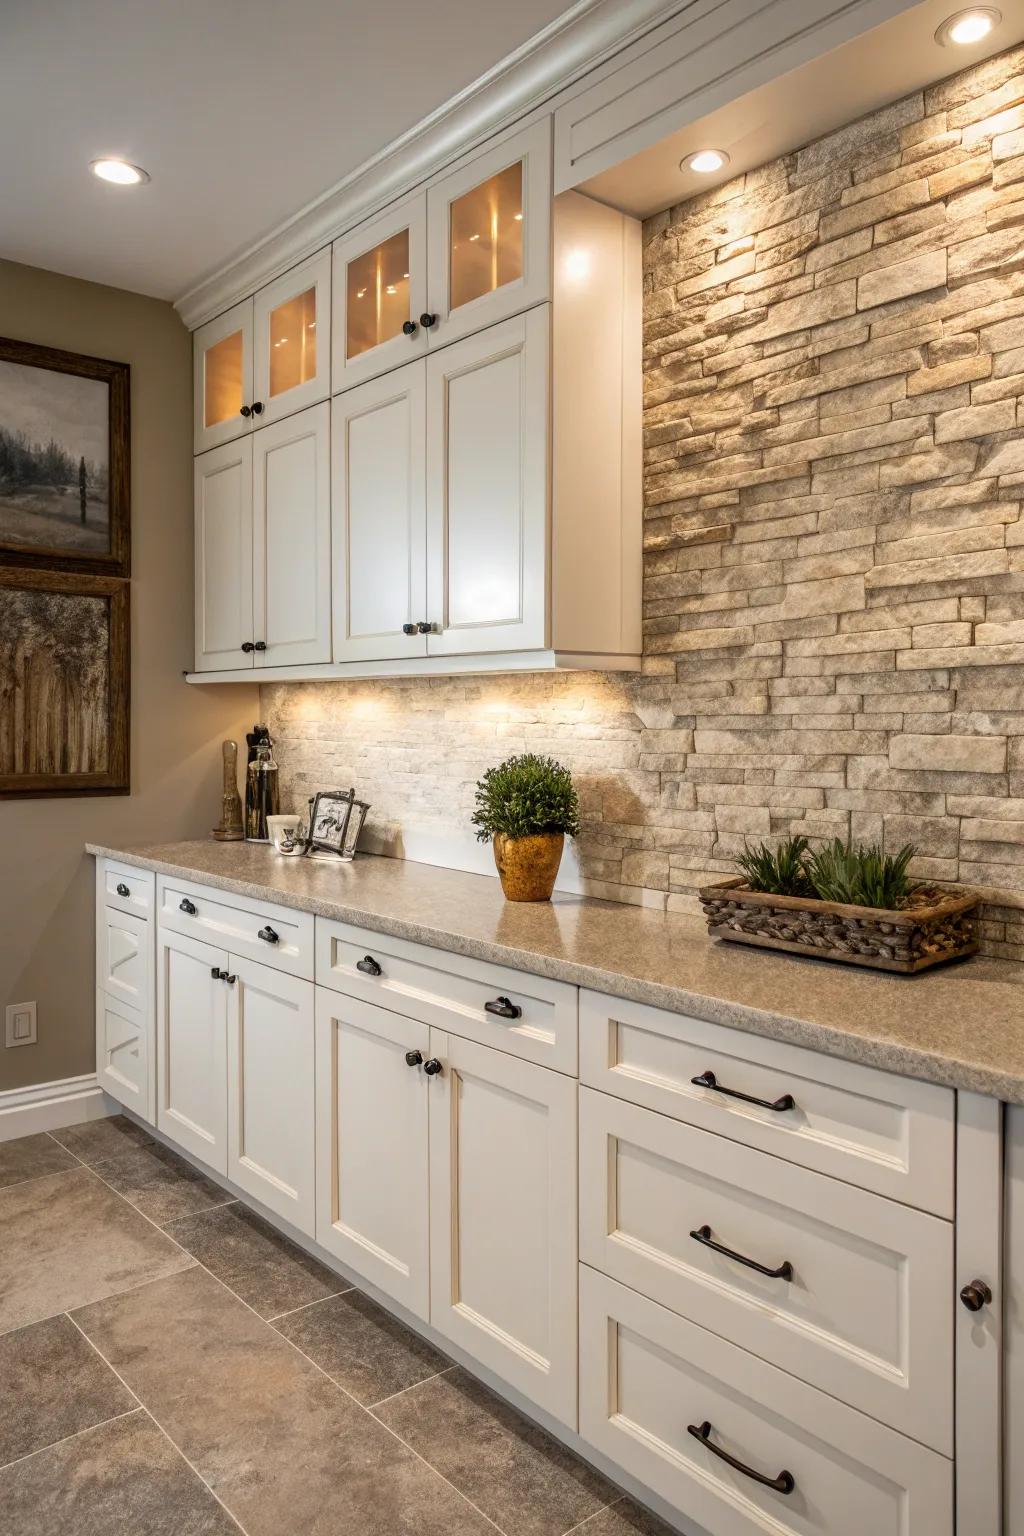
left=0, top=0, right=571, bottom=301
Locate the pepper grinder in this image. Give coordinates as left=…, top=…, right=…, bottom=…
left=212, top=740, right=244, bottom=841
left=245, top=725, right=280, bottom=842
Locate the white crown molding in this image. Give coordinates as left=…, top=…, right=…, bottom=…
left=174, top=0, right=684, bottom=329
left=0, top=1072, right=116, bottom=1141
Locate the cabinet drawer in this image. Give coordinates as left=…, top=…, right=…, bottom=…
left=316, top=919, right=577, bottom=1073
left=97, top=906, right=151, bottom=1011
left=100, top=859, right=154, bottom=919
left=580, top=1089, right=952, bottom=1453
left=96, top=990, right=154, bottom=1126
left=580, top=1267, right=952, bottom=1536
left=158, top=876, right=313, bottom=981
left=580, top=990, right=953, bottom=1216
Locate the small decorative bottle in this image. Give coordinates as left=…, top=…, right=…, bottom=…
left=245, top=734, right=280, bottom=842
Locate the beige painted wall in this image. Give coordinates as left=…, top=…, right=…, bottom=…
left=0, top=258, right=257, bottom=1092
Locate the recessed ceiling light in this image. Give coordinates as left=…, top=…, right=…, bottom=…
left=683, top=149, right=730, bottom=175
left=935, top=8, right=1000, bottom=46
left=90, top=158, right=149, bottom=186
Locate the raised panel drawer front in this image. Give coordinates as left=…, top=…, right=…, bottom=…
left=96, top=990, right=154, bottom=1125
left=316, top=918, right=577, bottom=1073
left=227, top=956, right=315, bottom=1235
left=429, top=1030, right=577, bottom=1428
left=579, top=1088, right=953, bottom=1453
left=579, top=990, right=954, bottom=1216
left=579, top=1267, right=952, bottom=1536
left=98, top=906, right=151, bottom=1011
left=101, top=859, right=154, bottom=918
left=158, top=877, right=313, bottom=981
left=315, top=990, right=430, bottom=1318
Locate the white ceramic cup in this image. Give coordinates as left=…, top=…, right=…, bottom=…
left=266, top=814, right=302, bottom=853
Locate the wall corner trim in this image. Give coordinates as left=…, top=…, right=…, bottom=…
left=0, top=1073, right=116, bottom=1142
left=173, top=0, right=683, bottom=330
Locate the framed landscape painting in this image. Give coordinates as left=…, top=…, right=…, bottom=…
left=0, top=335, right=130, bottom=576
left=0, top=569, right=129, bottom=797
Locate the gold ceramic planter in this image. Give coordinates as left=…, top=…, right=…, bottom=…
left=493, top=832, right=564, bottom=902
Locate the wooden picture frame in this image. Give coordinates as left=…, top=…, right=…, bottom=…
left=0, top=568, right=129, bottom=797
left=0, top=335, right=130, bottom=576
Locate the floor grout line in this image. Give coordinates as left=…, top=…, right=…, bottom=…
left=0, top=1406, right=144, bottom=1476
left=561, top=1496, right=628, bottom=1535
left=368, top=1362, right=458, bottom=1410
left=66, top=1312, right=250, bottom=1536
left=265, top=1285, right=356, bottom=1324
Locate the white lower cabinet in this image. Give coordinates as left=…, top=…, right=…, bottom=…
left=580, top=1266, right=953, bottom=1536
left=157, top=929, right=229, bottom=1174
left=315, top=990, right=431, bottom=1316
left=227, top=956, right=315, bottom=1234
left=428, top=1029, right=578, bottom=1428
left=96, top=990, right=154, bottom=1125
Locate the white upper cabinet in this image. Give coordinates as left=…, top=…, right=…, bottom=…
left=253, top=401, right=332, bottom=668
left=193, top=298, right=254, bottom=454
left=332, top=193, right=428, bottom=390
left=194, top=436, right=254, bottom=672
left=425, top=119, right=551, bottom=349
left=253, top=249, right=331, bottom=425
left=425, top=307, right=549, bottom=656
left=332, top=361, right=427, bottom=662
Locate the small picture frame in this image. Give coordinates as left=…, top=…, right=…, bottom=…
left=306, top=789, right=355, bottom=856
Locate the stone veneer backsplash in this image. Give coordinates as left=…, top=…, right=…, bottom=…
left=264, top=42, right=1024, bottom=961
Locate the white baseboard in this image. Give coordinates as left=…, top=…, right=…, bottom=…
left=0, top=1074, right=117, bottom=1142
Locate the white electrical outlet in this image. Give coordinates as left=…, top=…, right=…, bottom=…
left=5, top=1001, right=37, bottom=1048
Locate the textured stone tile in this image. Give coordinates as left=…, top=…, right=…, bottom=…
left=273, top=1289, right=450, bottom=1405
left=889, top=734, right=1006, bottom=773
left=0, top=1314, right=134, bottom=1468
left=164, top=1201, right=347, bottom=1319
left=0, top=1169, right=193, bottom=1334
left=50, top=1115, right=154, bottom=1168
left=857, top=248, right=947, bottom=309
left=73, top=1267, right=493, bottom=1536
left=376, top=1367, right=617, bottom=1536
left=0, top=1134, right=78, bottom=1190
left=0, top=1411, right=239, bottom=1535
left=93, top=1140, right=230, bottom=1227
left=575, top=1500, right=679, bottom=1536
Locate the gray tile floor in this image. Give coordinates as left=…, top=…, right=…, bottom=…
left=0, top=1116, right=674, bottom=1536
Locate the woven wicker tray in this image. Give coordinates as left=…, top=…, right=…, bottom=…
left=698, top=878, right=979, bottom=973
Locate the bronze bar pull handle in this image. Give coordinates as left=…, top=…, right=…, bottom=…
left=691, top=1069, right=795, bottom=1114
left=688, top=1421, right=794, bottom=1494
left=690, top=1224, right=793, bottom=1280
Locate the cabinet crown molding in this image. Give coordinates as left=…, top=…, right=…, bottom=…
left=173, top=0, right=681, bottom=330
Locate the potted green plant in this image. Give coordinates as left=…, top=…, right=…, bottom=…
left=699, top=835, right=979, bottom=972
left=473, top=753, right=580, bottom=902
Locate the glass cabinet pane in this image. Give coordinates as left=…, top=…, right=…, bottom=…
left=269, top=287, right=317, bottom=398
left=347, top=230, right=411, bottom=360
left=204, top=330, right=243, bottom=428
left=449, top=162, right=523, bottom=313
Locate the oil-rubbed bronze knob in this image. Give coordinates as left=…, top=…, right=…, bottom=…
left=423, top=1058, right=443, bottom=1076
left=116, top=882, right=130, bottom=897
left=419, top=313, right=437, bottom=328
left=405, top=1050, right=423, bottom=1068
left=960, top=1279, right=992, bottom=1313
left=402, top=320, right=418, bottom=336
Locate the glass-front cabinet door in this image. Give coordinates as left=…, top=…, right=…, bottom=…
left=253, top=248, right=331, bottom=425
left=193, top=298, right=254, bottom=454
left=332, top=193, right=428, bottom=390
left=425, top=119, right=551, bottom=349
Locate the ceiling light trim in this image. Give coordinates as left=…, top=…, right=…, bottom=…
left=934, top=7, right=1000, bottom=46
left=174, top=0, right=684, bottom=328
left=91, top=158, right=150, bottom=186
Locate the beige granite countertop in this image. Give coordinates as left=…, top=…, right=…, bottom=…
left=87, top=839, right=1024, bottom=1103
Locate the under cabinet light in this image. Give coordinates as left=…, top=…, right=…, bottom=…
left=935, top=8, right=1000, bottom=45
left=683, top=149, right=730, bottom=175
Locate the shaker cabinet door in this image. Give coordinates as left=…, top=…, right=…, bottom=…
left=227, top=956, right=315, bottom=1234
left=425, top=308, right=549, bottom=656
left=156, top=930, right=228, bottom=1174
left=331, top=361, right=427, bottom=662
left=315, top=990, right=431, bottom=1318
left=252, top=401, right=332, bottom=668
left=428, top=1030, right=577, bottom=1427
left=253, top=248, right=331, bottom=425
left=194, top=437, right=254, bottom=672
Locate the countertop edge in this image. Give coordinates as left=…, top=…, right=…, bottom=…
left=87, top=842, right=1024, bottom=1104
